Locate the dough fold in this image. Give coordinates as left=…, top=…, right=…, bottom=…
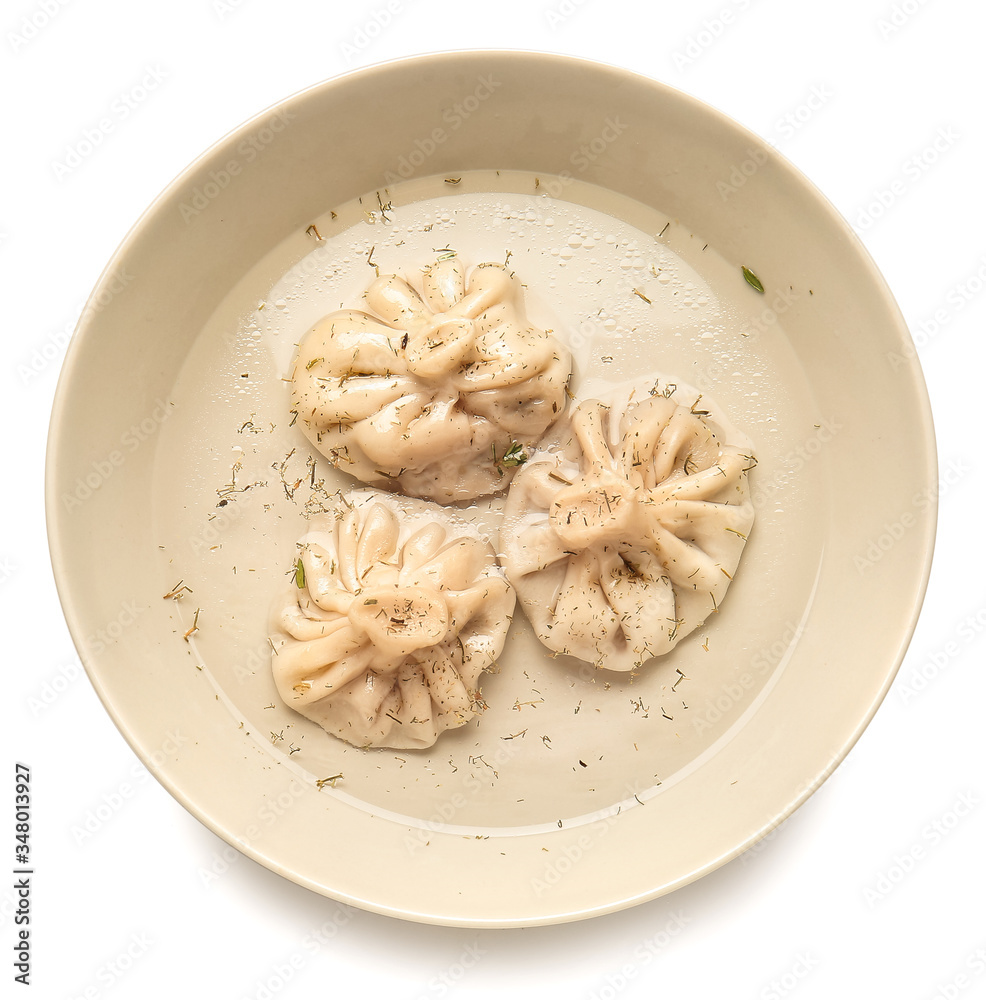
left=291, top=258, right=571, bottom=502
left=501, top=379, right=756, bottom=671
left=270, top=490, right=515, bottom=748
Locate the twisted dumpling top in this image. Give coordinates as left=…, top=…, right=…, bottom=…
left=291, top=257, right=571, bottom=503
left=270, top=490, right=515, bottom=749
left=501, top=380, right=756, bottom=672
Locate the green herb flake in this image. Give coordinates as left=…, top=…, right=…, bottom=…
left=741, top=265, right=765, bottom=294
left=499, top=441, right=528, bottom=469
left=294, top=558, right=306, bottom=589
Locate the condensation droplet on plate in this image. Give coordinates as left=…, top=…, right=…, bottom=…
left=567, top=234, right=582, bottom=248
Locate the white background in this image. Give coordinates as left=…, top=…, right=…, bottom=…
left=4, top=0, right=985, bottom=998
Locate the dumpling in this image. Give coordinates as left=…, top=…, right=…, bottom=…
left=270, top=490, right=516, bottom=749
left=290, top=256, right=571, bottom=503
left=501, top=379, right=756, bottom=672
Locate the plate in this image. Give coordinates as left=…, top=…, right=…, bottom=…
left=46, top=51, right=936, bottom=927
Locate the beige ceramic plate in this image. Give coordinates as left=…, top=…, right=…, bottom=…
left=47, top=51, right=936, bottom=927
